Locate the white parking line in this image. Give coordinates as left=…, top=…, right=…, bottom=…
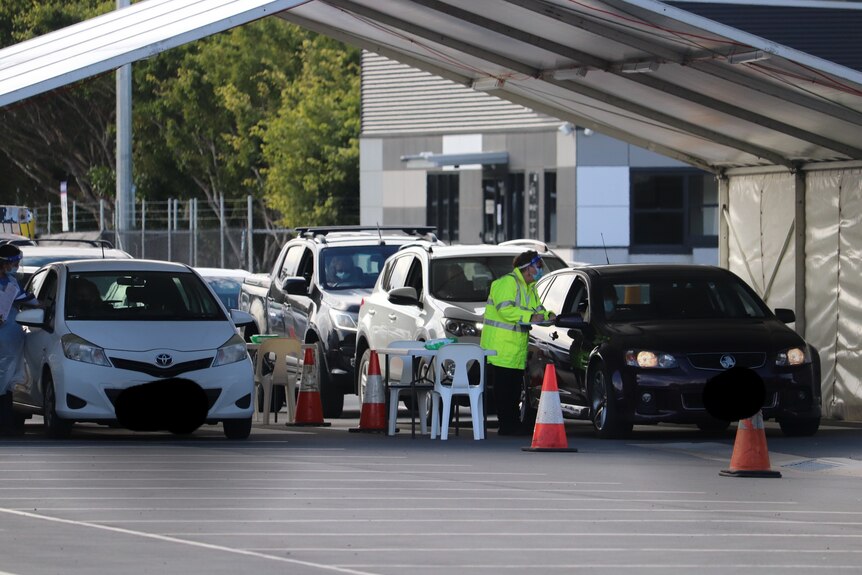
left=12, top=506, right=842, bottom=514
left=164, top=531, right=862, bottom=538
left=246, top=547, right=862, bottom=553
left=87, top=518, right=862, bottom=525
left=0, top=508, right=379, bottom=575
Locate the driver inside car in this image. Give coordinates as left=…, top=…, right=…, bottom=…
left=327, top=255, right=359, bottom=286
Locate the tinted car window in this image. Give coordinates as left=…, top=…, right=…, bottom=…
left=541, top=256, right=567, bottom=272
left=387, top=256, right=415, bottom=291
left=277, top=246, right=304, bottom=282
left=203, top=277, right=243, bottom=309
left=539, top=273, right=576, bottom=314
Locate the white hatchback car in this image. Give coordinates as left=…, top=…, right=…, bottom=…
left=14, top=259, right=255, bottom=439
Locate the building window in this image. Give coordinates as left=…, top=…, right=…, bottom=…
left=630, top=169, right=717, bottom=253
left=427, top=173, right=459, bottom=243
left=544, top=172, right=557, bottom=244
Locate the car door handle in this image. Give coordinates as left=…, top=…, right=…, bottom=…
left=367, top=309, right=376, bottom=316
left=550, top=331, right=559, bottom=340
left=388, top=314, right=397, bottom=322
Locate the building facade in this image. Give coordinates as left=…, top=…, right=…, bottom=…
left=359, top=52, right=718, bottom=264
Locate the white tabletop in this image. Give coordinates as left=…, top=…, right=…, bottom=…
left=377, top=344, right=496, bottom=358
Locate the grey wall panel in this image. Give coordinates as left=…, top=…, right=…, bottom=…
left=382, top=135, right=442, bottom=171
left=557, top=166, right=577, bottom=247
left=383, top=207, right=426, bottom=227
left=577, top=131, right=629, bottom=166
left=460, top=170, right=484, bottom=245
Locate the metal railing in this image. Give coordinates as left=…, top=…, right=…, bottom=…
left=31, top=195, right=291, bottom=273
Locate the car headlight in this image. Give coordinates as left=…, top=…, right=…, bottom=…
left=330, top=309, right=358, bottom=332
left=61, top=334, right=111, bottom=367
left=213, top=334, right=248, bottom=367
left=444, top=318, right=481, bottom=337
left=776, top=346, right=808, bottom=366
left=625, top=350, right=678, bottom=369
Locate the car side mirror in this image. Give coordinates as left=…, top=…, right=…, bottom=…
left=279, top=276, right=307, bottom=295
left=16, top=308, right=45, bottom=328
left=554, top=312, right=587, bottom=330
left=774, top=308, right=796, bottom=324
left=230, top=309, right=255, bottom=327
left=388, top=286, right=420, bottom=306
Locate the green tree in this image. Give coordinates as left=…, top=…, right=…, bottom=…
left=0, top=3, right=362, bottom=249
left=261, top=34, right=360, bottom=227
left=0, top=1, right=115, bottom=206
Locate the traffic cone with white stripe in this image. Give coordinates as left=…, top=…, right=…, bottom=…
left=521, top=364, right=577, bottom=452
left=286, top=346, right=331, bottom=427
left=349, top=350, right=388, bottom=433
left=720, top=410, right=781, bottom=477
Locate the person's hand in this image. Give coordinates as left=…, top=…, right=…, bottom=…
left=531, top=313, right=545, bottom=322
left=548, top=312, right=556, bottom=320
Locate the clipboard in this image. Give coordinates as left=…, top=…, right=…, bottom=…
left=518, top=319, right=554, bottom=328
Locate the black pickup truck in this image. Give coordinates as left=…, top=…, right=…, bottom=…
left=239, top=225, right=440, bottom=418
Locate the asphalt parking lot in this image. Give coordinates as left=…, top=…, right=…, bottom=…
left=2, top=402, right=862, bottom=575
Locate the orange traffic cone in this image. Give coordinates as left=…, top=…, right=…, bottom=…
left=349, top=350, right=388, bottom=433
left=720, top=410, right=780, bottom=477
left=286, top=346, right=331, bottom=427
left=521, top=364, right=577, bottom=452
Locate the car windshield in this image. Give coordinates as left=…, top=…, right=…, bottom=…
left=320, top=246, right=401, bottom=290
left=601, top=274, right=770, bottom=321
left=65, top=271, right=225, bottom=321
left=431, top=255, right=566, bottom=302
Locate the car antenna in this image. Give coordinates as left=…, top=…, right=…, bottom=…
left=376, top=222, right=383, bottom=245
left=601, top=233, right=610, bottom=264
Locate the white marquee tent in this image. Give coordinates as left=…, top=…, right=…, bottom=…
left=2, top=0, right=862, bottom=418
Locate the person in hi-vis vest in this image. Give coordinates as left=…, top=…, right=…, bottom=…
left=480, top=250, right=555, bottom=436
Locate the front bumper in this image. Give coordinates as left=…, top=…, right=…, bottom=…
left=617, top=364, right=821, bottom=424
left=51, top=354, right=254, bottom=423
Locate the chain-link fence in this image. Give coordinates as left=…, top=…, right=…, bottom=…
left=30, top=196, right=291, bottom=273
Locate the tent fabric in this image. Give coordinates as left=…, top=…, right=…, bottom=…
left=817, top=170, right=862, bottom=421
left=1, top=0, right=862, bottom=173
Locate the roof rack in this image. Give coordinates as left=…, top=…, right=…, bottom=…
left=397, top=241, right=435, bottom=253
left=32, top=238, right=116, bottom=248
left=295, top=225, right=438, bottom=245
left=499, top=239, right=551, bottom=252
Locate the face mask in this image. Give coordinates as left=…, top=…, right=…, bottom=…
left=604, top=299, right=615, bottom=313
left=7, top=267, right=18, bottom=278
left=336, top=271, right=349, bottom=280
left=533, top=267, right=544, bottom=281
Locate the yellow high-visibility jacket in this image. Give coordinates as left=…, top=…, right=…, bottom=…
left=480, top=268, right=551, bottom=369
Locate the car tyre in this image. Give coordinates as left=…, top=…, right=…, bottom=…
left=589, top=362, right=632, bottom=439
left=357, top=348, right=372, bottom=406
left=779, top=417, right=820, bottom=437
left=43, top=373, right=72, bottom=439
left=317, top=342, right=344, bottom=419
left=223, top=417, right=252, bottom=439
left=519, top=373, right=537, bottom=429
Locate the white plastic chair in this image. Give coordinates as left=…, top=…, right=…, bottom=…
left=253, top=337, right=301, bottom=424
left=385, top=340, right=433, bottom=436
left=430, top=343, right=486, bottom=440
